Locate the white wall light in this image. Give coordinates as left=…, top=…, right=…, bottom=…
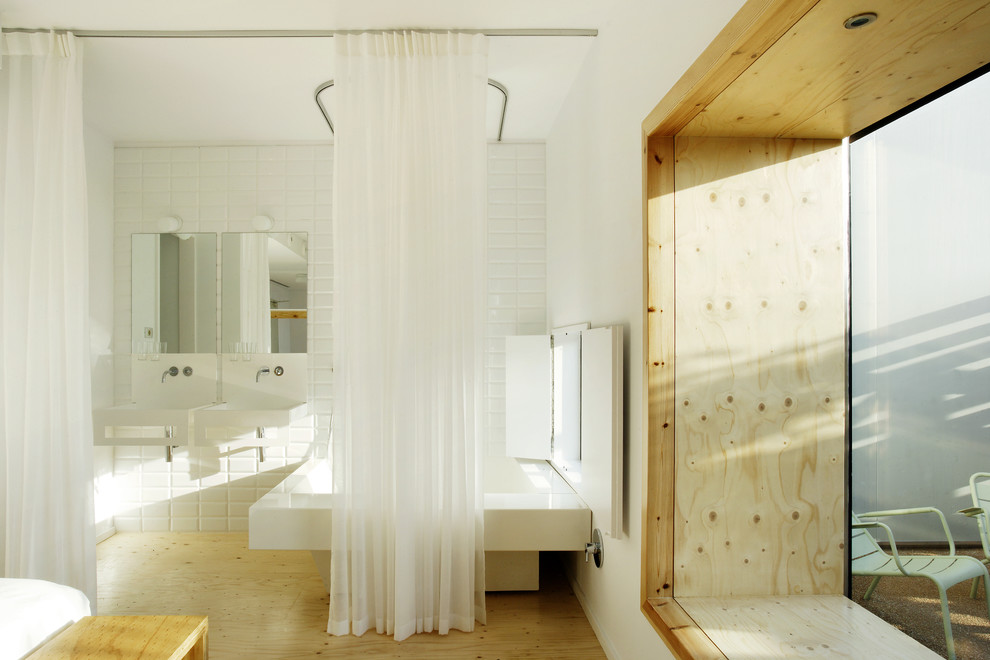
left=158, top=215, right=183, bottom=232
left=251, top=214, right=275, bottom=231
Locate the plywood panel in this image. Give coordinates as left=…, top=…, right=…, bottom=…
left=643, top=135, right=676, bottom=602
left=642, top=0, right=820, bottom=138
left=643, top=598, right=726, bottom=660
left=680, top=0, right=990, bottom=138
left=678, top=596, right=942, bottom=658
left=673, top=137, right=845, bottom=598
left=787, top=2, right=990, bottom=139
left=97, top=533, right=606, bottom=659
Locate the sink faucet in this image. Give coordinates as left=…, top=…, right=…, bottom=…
left=162, top=366, right=179, bottom=383
left=256, top=366, right=271, bottom=382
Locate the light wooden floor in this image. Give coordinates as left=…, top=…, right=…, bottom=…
left=97, top=533, right=606, bottom=659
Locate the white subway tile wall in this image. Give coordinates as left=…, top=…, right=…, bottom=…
left=111, top=141, right=545, bottom=531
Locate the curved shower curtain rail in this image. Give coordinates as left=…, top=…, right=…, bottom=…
left=314, top=78, right=508, bottom=142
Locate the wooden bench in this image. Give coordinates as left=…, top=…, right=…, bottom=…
left=26, top=615, right=207, bottom=660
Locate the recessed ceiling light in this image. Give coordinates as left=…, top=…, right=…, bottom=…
left=844, top=12, right=878, bottom=29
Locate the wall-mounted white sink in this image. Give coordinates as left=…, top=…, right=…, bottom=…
left=93, top=402, right=213, bottom=446
left=196, top=394, right=309, bottom=429
left=195, top=354, right=310, bottom=446
left=94, top=355, right=219, bottom=447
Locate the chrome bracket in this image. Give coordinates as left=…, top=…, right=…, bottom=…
left=585, top=528, right=604, bottom=567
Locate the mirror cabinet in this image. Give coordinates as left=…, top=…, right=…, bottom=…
left=131, top=233, right=217, bottom=354
left=130, top=232, right=308, bottom=357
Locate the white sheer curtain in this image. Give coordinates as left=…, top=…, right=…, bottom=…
left=0, top=31, right=96, bottom=603
left=329, top=31, right=488, bottom=640
left=239, top=233, right=271, bottom=353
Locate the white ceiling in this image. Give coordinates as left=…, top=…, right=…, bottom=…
left=1, top=1, right=610, bottom=142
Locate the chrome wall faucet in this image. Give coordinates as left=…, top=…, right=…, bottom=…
left=161, top=366, right=179, bottom=383
left=256, top=366, right=271, bottom=382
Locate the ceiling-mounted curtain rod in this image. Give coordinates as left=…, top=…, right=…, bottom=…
left=0, top=27, right=597, bottom=39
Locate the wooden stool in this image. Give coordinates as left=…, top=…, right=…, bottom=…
left=27, top=615, right=208, bottom=659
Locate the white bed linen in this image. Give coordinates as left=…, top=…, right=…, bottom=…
left=0, top=578, right=91, bottom=660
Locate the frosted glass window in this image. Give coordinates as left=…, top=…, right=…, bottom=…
left=850, top=72, right=990, bottom=542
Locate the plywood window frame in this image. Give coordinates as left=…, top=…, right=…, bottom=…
left=639, top=0, right=990, bottom=656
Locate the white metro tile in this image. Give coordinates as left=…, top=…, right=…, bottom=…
left=171, top=501, right=200, bottom=518
left=114, top=149, right=142, bottom=163
left=229, top=502, right=251, bottom=518
left=488, top=264, right=517, bottom=279
left=259, top=160, right=286, bottom=175
left=286, top=145, right=315, bottom=160
left=228, top=145, right=258, bottom=160
left=517, top=292, right=546, bottom=307
left=170, top=147, right=199, bottom=162
left=228, top=175, right=257, bottom=192
left=172, top=162, right=199, bottom=183
left=171, top=518, right=200, bottom=532
left=287, top=159, right=315, bottom=175
left=200, top=518, right=229, bottom=532
left=489, top=188, right=516, bottom=204
left=516, top=173, right=546, bottom=189
left=115, top=162, right=142, bottom=177
left=517, top=264, right=546, bottom=279
left=200, top=147, right=228, bottom=162
left=141, top=148, right=170, bottom=162
left=199, top=161, right=227, bottom=176
left=518, top=203, right=546, bottom=219
left=488, top=174, right=516, bottom=189
left=258, top=145, right=286, bottom=160
left=517, top=233, right=546, bottom=249
left=142, top=518, right=171, bottom=532
left=487, top=158, right=516, bottom=175
left=228, top=456, right=259, bottom=474
left=200, top=501, right=228, bottom=517
left=142, top=501, right=171, bottom=517
left=257, top=175, right=286, bottom=191
left=488, top=233, right=516, bottom=249
left=487, top=144, right=517, bottom=159
left=515, top=144, right=545, bottom=159
left=518, top=188, right=545, bottom=204
left=142, top=162, right=170, bottom=177
left=228, top=160, right=258, bottom=176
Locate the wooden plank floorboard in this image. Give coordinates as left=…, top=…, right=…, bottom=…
left=97, top=532, right=606, bottom=659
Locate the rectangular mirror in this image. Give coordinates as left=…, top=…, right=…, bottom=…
left=221, top=232, right=308, bottom=354
left=131, top=233, right=217, bottom=354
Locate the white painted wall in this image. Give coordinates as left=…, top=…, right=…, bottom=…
left=545, top=1, right=746, bottom=657
left=851, top=72, right=990, bottom=542
left=85, top=124, right=117, bottom=541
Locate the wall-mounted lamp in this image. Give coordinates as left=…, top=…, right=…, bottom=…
left=251, top=214, right=275, bottom=231
left=157, top=215, right=183, bottom=232
left=844, top=12, right=878, bottom=29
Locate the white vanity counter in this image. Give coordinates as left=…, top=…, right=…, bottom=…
left=249, top=455, right=591, bottom=590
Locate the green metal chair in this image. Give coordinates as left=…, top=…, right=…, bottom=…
left=852, top=508, right=990, bottom=660
left=958, top=472, right=990, bottom=598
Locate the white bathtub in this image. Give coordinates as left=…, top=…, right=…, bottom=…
left=248, top=455, right=591, bottom=590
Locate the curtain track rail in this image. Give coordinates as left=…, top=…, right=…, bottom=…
left=0, top=28, right=597, bottom=39
left=1, top=27, right=555, bottom=141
